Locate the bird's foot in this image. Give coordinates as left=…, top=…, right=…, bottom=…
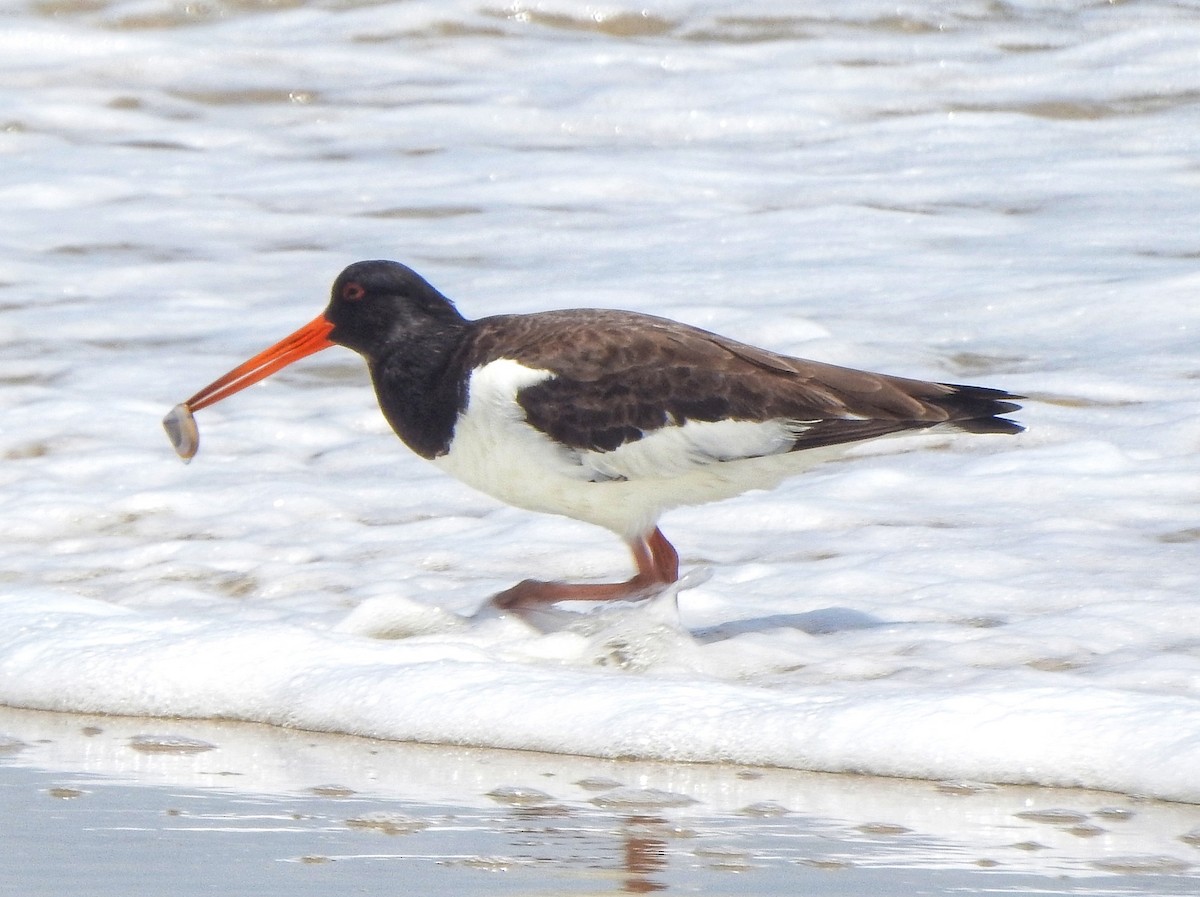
left=489, top=527, right=682, bottom=612
left=478, top=567, right=714, bottom=633
left=490, top=576, right=670, bottom=611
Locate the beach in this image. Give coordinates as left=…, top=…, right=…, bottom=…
left=3, top=0, right=1200, bottom=892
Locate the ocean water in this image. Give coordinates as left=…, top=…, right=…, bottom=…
left=2, top=0, right=1200, bottom=835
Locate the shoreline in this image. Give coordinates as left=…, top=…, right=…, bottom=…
left=3, top=706, right=1197, bottom=895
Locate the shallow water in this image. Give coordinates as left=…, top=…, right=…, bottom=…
left=3, top=707, right=1199, bottom=895
left=2, top=0, right=1200, bottom=825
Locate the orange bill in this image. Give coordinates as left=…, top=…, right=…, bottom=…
left=185, top=315, right=335, bottom=411
left=163, top=315, right=334, bottom=462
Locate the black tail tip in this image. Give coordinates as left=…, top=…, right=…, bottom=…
left=941, top=385, right=1024, bottom=435
left=954, top=415, right=1025, bottom=436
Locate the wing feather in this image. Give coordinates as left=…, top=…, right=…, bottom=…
left=461, top=309, right=1021, bottom=461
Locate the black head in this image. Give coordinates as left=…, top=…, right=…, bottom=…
left=323, top=260, right=467, bottom=361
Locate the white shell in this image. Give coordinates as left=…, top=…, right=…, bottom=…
left=162, top=403, right=199, bottom=462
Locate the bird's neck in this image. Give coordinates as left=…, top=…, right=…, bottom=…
left=367, top=321, right=471, bottom=460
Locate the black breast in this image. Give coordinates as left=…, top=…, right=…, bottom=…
left=369, top=337, right=472, bottom=460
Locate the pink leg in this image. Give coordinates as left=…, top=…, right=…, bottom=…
left=491, top=527, right=680, bottom=610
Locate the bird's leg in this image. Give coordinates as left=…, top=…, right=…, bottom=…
left=642, top=525, right=680, bottom=583
left=490, top=527, right=680, bottom=609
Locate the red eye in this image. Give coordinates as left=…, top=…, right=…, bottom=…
left=341, top=281, right=366, bottom=302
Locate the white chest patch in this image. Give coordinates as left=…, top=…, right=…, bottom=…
left=432, top=359, right=590, bottom=504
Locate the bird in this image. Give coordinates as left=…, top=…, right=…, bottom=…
left=165, top=259, right=1023, bottom=609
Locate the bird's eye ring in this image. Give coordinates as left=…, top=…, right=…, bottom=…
left=341, top=281, right=366, bottom=302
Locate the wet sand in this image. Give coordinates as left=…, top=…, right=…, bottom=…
left=2, top=706, right=1197, bottom=895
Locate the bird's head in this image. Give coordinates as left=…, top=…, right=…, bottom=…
left=324, top=260, right=464, bottom=360
left=162, top=260, right=463, bottom=460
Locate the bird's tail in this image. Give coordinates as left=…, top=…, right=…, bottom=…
left=937, top=384, right=1024, bottom=435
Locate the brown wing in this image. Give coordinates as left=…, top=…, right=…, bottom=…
left=462, top=309, right=1022, bottom=454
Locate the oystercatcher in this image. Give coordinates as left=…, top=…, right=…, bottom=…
left=165, top=260, right=1022, bottom=608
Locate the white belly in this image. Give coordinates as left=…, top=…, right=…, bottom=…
left=432, top=359, right=846, bottom=538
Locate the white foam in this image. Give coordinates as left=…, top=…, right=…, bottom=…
left=1, top=0, right=1199, bottom=806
